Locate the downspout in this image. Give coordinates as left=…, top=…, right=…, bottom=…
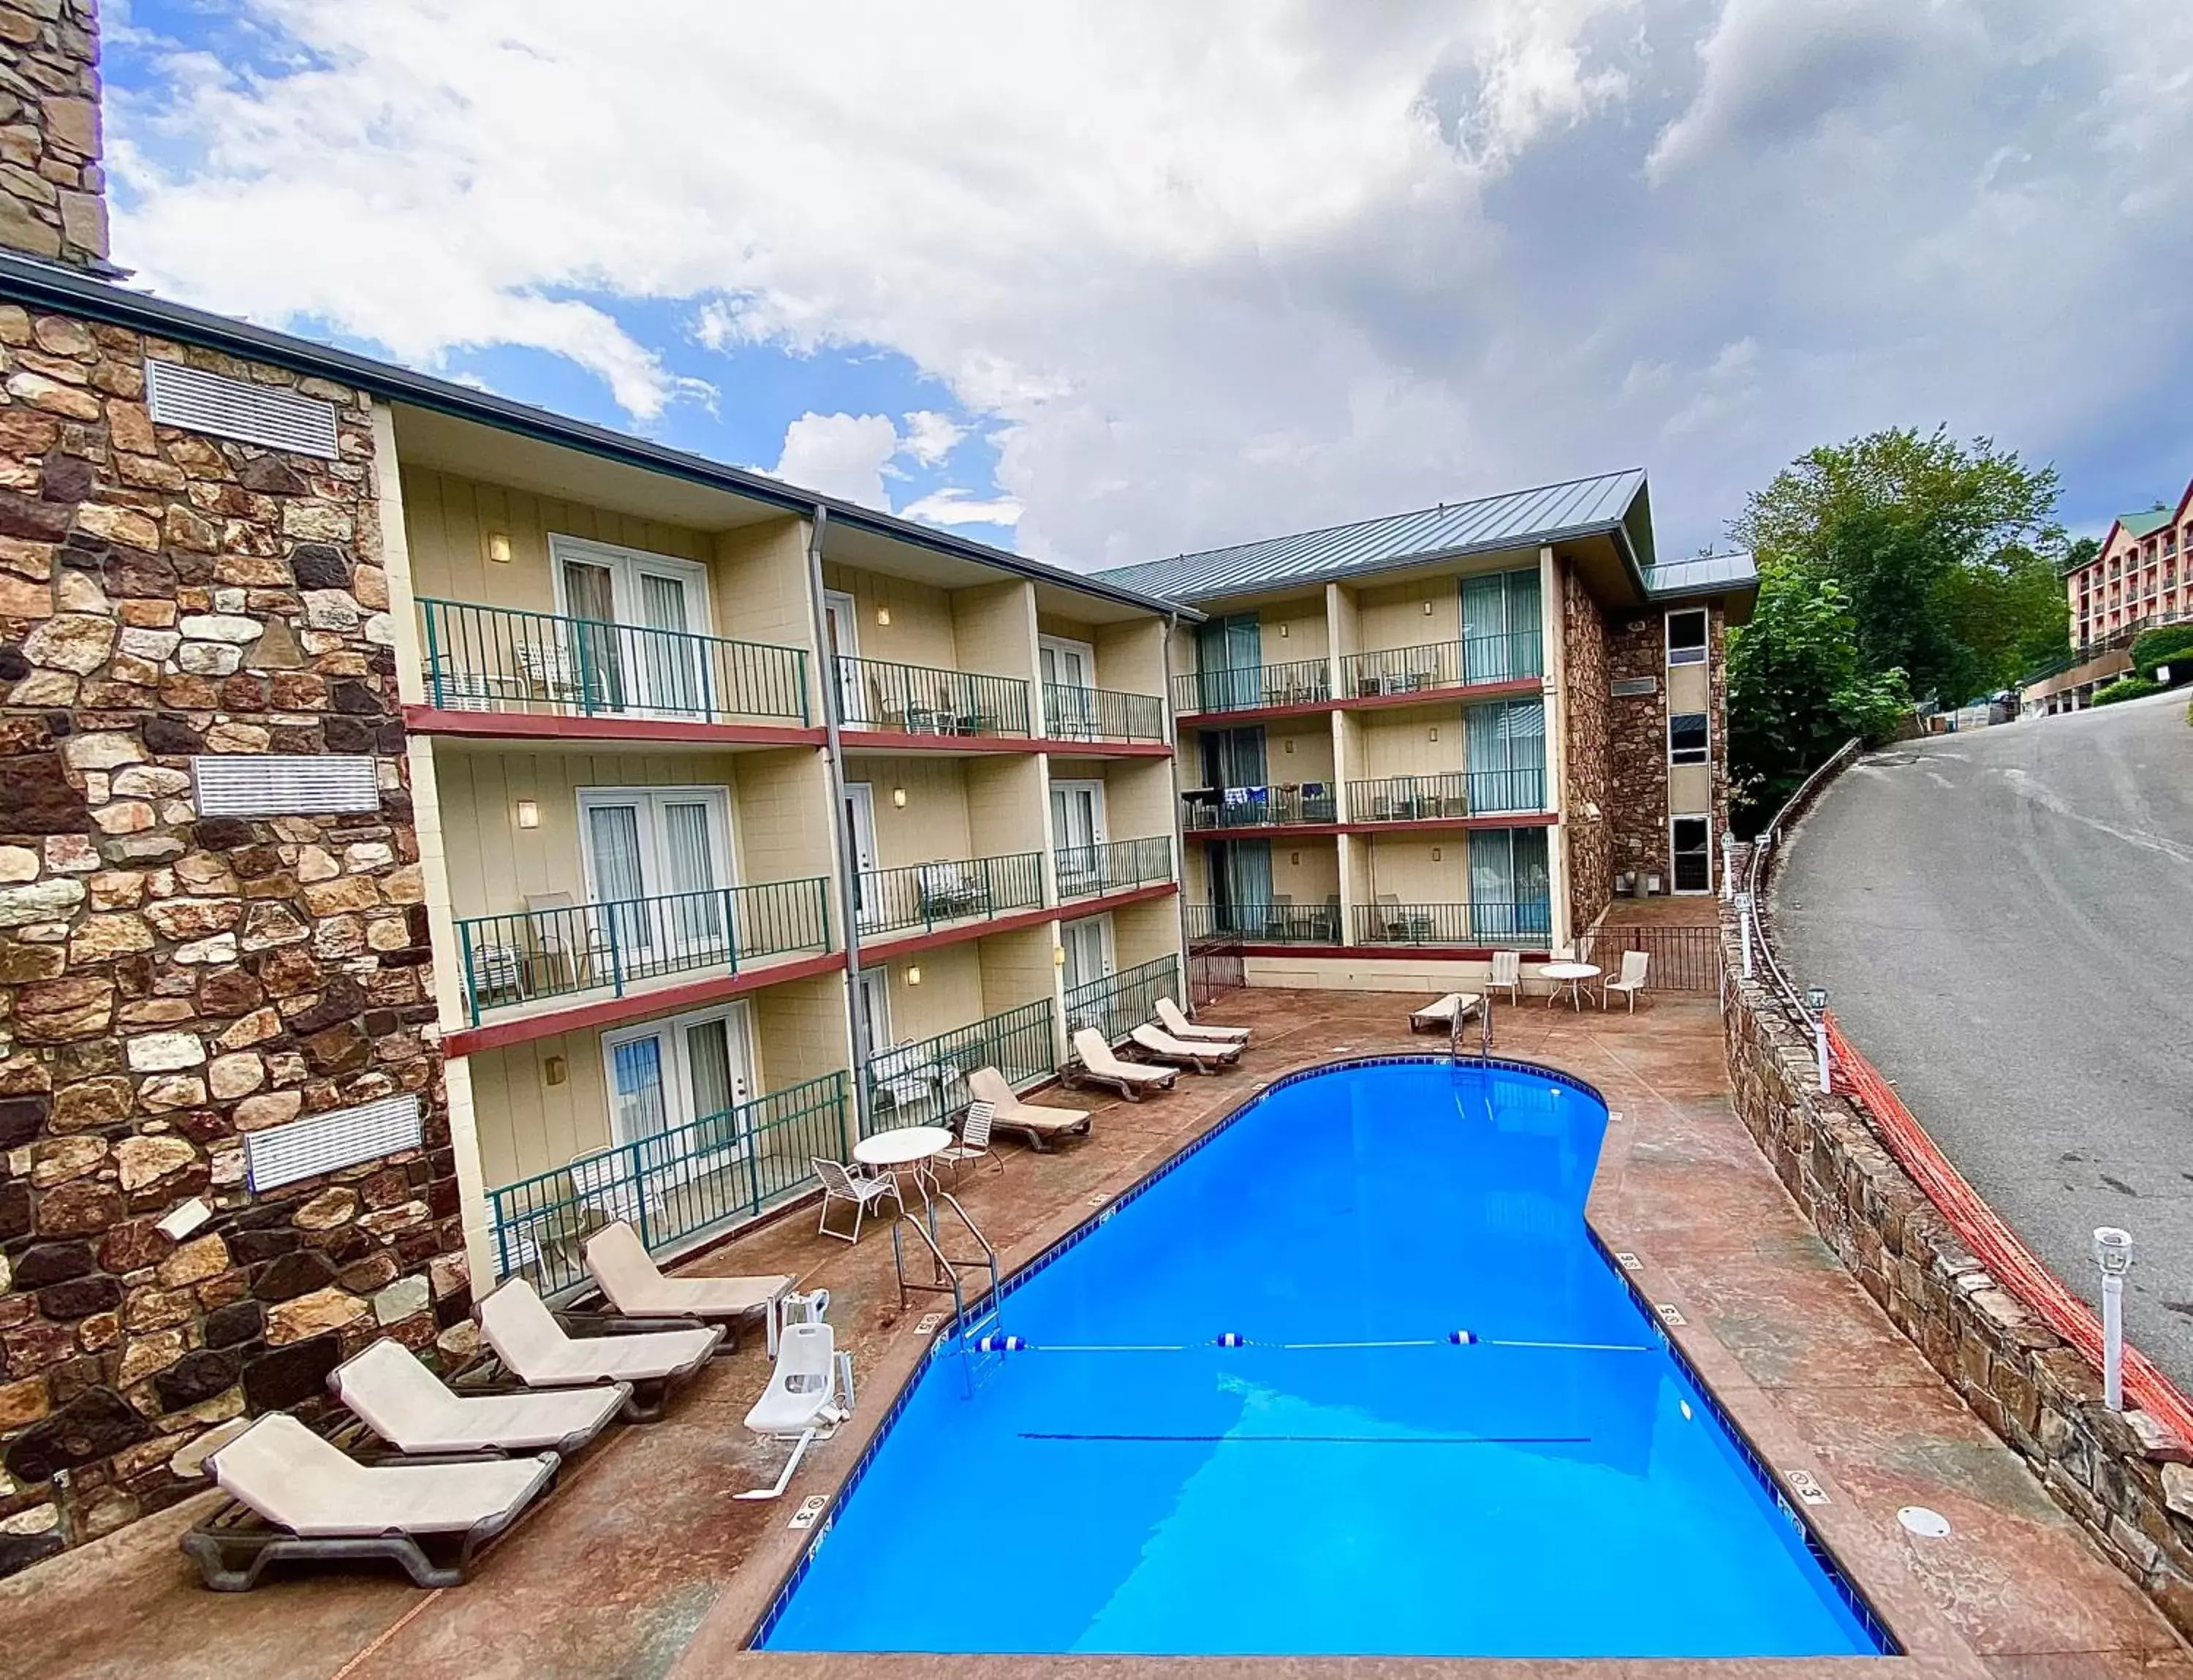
left=1162, top=610, right=1193, bottom=983
left=802, top=504, right=873, bottom=1139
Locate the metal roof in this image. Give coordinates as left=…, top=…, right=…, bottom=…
left=1640, top=550, right=1758, bottom=597
left=2118, top=508, right=2175, bottom=541
left=1092, top=469, right=1652, bottom=602
left=0, top=251, right=1197, bottom=623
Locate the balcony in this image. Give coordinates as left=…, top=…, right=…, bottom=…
left=862, top=997, right=1056, bottom=1134
left=1183, top=901, right=1341, bottom=944
left=1063, top=952, right=1181, bottom=1044
left=1041, top=681, right=1167, bottom=744
left=1346, top=768, right=1548, bottom=822
left=485, top=1070, right=850, bottom=1295
left=419, top=598, right=809, bottom=727
left=1171, top=656, right=1331, bottom=718
left=1352, top=901, right=1552, bottom=947
left=454, top=877, right=832, bottom=1025
left=855, top=851, right=1045, bottom=937
left=1054, top=836, right=1175, bottom=901
left=1180, top=782, right=1337, bottom=830
left=836, top=655, right=1031, bottom=738
left=1337, top=629, right=1542, bottom=698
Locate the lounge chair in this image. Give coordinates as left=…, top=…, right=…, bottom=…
left=814, top=1154, right=904, bottom=1242
left=1129, top=1022, right=1239, bottom=1073
left=1156, top=996, right=1249, bottom=1045
left=1489, top=948, right=1522, bottom=1005
left=735, top=1322, right=855, bottom=1502
left=1068, top=1029, right=1178, bottom=1100
left=180, top=1413, right=558, bottom=1591
left=474, top=1276, right=719, bottom=1421
left=1601, top=949, right=1651, bottom=1012
left=330, top=1338, right=627, bottom=1459
left=1409, top=991, right=1482, bottom=1033
left=967, top=1066, right=1094, bottom=1150
left=583, top=1219, right=792, bottom=1350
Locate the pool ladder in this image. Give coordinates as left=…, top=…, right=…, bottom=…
left=889, top=1192, right=1004, bottom=1395
left=1450, top=990, right=1493, bottom=1064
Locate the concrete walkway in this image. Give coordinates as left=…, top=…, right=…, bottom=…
left=4, top=989, right=2183, bottom=1678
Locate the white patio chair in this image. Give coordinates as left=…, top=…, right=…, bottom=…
left=935, top=1101, right=1003, bottom=1178
left=1602, top=949, right=1651, bottom=1012
left=1489, top=948, right=1522, bottom=1005
left=812, top=1155, right=903, bottom=1242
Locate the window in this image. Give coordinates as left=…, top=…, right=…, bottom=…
left=1059, top=913, right=1114, bottom=996
left=1039, top=635, right=1098, bottom=735
left=1465, top=697, right=1546, bottom=811
left=549, top=534, right=713, bottom=719
left=1467, top=828, right=1550, bottom=939
left=1460, top=567, right=1544, bottom=681
left=602, top=1001, right=754, bottom=1148
left=1665, top=608, right=1708, bottom=667
left=578, top=786, right=735, bottom=960
left=1668, top=711, right=1709, bottom=766
left=1670, top=817, right=1713, bottom=895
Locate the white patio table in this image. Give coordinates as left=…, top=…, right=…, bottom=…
left=1537, top=961, right=1602, bottom=1012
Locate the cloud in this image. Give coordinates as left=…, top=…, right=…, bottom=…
left=899, top=410, right=966, bottom=468
left=104, top=0, right=2193, bottom=561
left=900, top=488, right=1024, bottom=529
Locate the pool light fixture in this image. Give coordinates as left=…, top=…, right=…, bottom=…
left=2094, top=1227, right=2133, bottom=1410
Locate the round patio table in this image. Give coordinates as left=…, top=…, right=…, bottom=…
left=1537, top=961, right=1602, bottom=1011
left=852, top=1125, right=954, bottom=1216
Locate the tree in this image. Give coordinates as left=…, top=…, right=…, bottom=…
left=1726, top=563, right=1909, bottom=828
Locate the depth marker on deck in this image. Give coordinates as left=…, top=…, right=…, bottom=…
left=914, top=1313, right=943, bottom=1335
left=1655, top=1303, right=1687, bottom=1326
left=789, top=1494, right=827, bottom=1529
left=1615, top=1251, right=1642, bottom=1270
left=1784, top=1469, right=1831, bottom=1507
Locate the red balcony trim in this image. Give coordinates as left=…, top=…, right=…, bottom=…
left=859, top=882, right=1177, bottom=961
left=444, top=950, right=847, bottom=1058
left=1174, top=698, right=1339, bottom=728
left=1048, top=879, right=1179, bottom=918
left=838, top=728, right=1047, bottom=755
left=1042, top=738, right=1174, bottom=758
left=1185, top=811, right=1557, bottom=841
left=1231, top=942, right=1553, bottom=961
left=406, top=705, right=826, bottom=751
left=1175, top=673, right=1544, bottom=730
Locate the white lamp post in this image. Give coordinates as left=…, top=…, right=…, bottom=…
left=2094, top=1227, right=2133, bottom=1412
left=1805, top=986, right=1830, bottom=1093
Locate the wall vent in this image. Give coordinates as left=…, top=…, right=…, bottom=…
left=1610, top=676, right=1659, bottom=699
left=192, top=755, right=381, bottom=817
left=145, top=359, right=340, bottom=458
left=245, top=1095, right=422, bottom=1194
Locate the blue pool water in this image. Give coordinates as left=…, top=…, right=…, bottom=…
left=760, top=1059, right=1890, bottom=1658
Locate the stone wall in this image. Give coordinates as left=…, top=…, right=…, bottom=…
left=1722, top=893, right=2193, bottom=1638
left=0, top=0, right=105, bottom=270
left=1605, top=611, right=1667, bottom=885
left=0, top=306, right=463, bottom=1574
left=1558, top=564, right=1611, bottom=931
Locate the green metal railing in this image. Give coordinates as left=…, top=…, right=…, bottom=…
left=1344, top=767, right=1547, bottom=821
left=419, top=598, right=808, bottom=725
left=862, top=997, right=1056, bottom=1135
left=1172, top=656, right=1332, bottom=716
left=1338, top=629, right=1542, bottom=696
left=1179, top=782, right=1338, bottom=830
left=485, top=1070, right=850, bottom=1295
left=853, top=851, right=1043, bottom=936
left=1183, top=901, right=1341, bottom=944
left=1054, top=836, right=1174, bottom=901
left=1041, top=682, right=1167, bottom=743
left=1352, top=901, right=1552, bottom=946
left=1063, top=953, right=1180, bottom=1045
left=836, top=655, right=1031, bottom=737
left=454, top=877, right=830, bottom=1024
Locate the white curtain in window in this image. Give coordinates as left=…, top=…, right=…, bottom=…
left=587, top=803, right=648, bottom=953
left=610, top=1034, right=667, bottom=1144
left=659, top=800, right=722, bottom=950
left=638, top=572, right=704, bottom=716
left=685, top=1016, right=738, bottom=1146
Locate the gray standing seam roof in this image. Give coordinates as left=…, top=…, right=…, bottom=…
left=1092, top=469, right=1651, bottom=601
left=1639, top=551, right=1758, bottom=596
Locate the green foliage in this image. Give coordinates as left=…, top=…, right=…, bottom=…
left=2092, top=676, right=2162, bottom=706
left=1727, top=563, right=1909, bottom=828
left=2059, top=534, right=2101, bottom=575
left=2130, top=624, right=2193, bottom=680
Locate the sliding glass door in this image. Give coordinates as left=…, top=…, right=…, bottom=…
left=603, top=1001, right=754, bottom=1150
left=1461, top=567, right=1542, bottom=682
left=1468, top=828, right=1551, bottom=941
left=551, top=535, right=713, bottom=719
left=580, top=786, right=735, bottom=964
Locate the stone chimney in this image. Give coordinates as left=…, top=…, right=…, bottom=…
left=0, top=0, right=107, bottom=270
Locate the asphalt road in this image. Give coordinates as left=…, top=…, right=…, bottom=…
left=1776, top=690, right=2193, bottom=1388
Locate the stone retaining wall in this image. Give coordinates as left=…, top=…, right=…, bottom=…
left=1721, top=894, right=2193, bottom=1635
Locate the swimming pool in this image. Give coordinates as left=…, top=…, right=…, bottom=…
left=758, top=1057, right=1893, bottom=1658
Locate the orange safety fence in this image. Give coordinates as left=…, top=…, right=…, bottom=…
left=1824, top=1011, right=2193, bottom=1445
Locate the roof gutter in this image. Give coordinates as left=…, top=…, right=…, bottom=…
left=0, top=252, right=1200, bottom=624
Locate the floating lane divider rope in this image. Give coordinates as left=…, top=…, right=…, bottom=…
left=970, top=1329, right=1652, bottom=1355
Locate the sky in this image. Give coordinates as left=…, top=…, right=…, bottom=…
left=99, top=1, right=2193, bottom=570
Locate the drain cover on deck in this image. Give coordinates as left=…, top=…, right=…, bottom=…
left=1898, top=1506, right=1951, bottom=1537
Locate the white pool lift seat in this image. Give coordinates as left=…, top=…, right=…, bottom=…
left=737, top=1320, right=855, bottom=1502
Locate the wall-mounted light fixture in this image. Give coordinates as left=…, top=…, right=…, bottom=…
left=1289, top=851, right=1300, bottom=866
left=876, top=605, right=892, bottom=626
left=1283, top=738, right=1295, bottom=754
left=906, top=964, right=923, bottom=986
left=1278, top=622, right=1289, bottom=637
left=1423, top=600, right=1434, bottom=615
left=486, top=532, right=512, bottom=564
left=1053, top=945, right=1066, bottom=967
left=543, top=1055, right=567, bottom=1086
left=892, top=786, right=907, bottom=808
left=1428, top=725, right=1439, bottom=743
left=514, top=798, right=540, bottom=829
left=1431, top=847, right=1442, bottom=862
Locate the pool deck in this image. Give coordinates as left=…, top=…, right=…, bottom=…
left=7, top=989, right=2186, bottom=1679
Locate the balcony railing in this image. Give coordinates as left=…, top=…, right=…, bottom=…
left=1054, top=836, right=1175, bottom=901
left=1041, top=682, right=1167, bottom=743
left=836, top=655, right=1031, bottom=737
left=1172, top=656, right=1332, bottom=716
left=1345, top=768, right=1548, bottom=822
left=1179, top=782, right=1338, bottom=830
left=486, top=1070, right=850, bottom=1296
left=1338, top=629, right=1542, bottom=697
left=1064, top=953, right=1181, bottom=1045
left=1183, top=901, right=1341, bottom=944
left=454, top=877, right=830, bottom=1025
left=420, top=598, right=809, bottom=726
left=855, top=851, right=1044, bottom=937
left=863, top=997, right=1056, bottom=1135
left=1352, top=901, right=1553, bottom=947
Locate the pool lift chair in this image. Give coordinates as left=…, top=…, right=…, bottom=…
left=738, top=1318, right=858, bottom=1502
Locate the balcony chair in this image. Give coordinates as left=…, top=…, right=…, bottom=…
left=917, top=860, right=991, bottom=921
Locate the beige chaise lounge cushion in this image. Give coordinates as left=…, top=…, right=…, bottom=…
left=584, top=1221, right=792, bottom=1320
left=1156, top=997, right=1249, bottom=1043
left=1410, top=991, right=1482, bottom=1025
left=478, top=1276, right=721, bottom=1385
left=332, top=1339, right=627, bottom=1455
left=1129, top=1023, right=1240, bottom=1065
left=207, top=1412, right=556, bottom=1537
left=1072, top=1028, right=1175, bottom=1085
left=966, top=1067, right=1092, bottom=1132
